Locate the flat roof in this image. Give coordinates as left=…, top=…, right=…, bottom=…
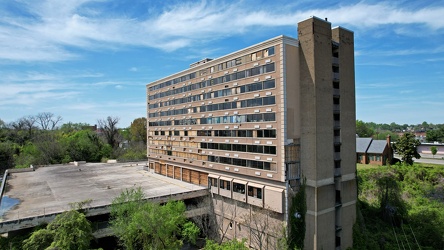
left=1, top=162, right=206, bottom=222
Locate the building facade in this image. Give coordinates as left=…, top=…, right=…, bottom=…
left=146, top=17, right=356, bottom=249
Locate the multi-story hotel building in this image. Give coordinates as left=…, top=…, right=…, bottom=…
left=146, top=17, right=356, bottom=249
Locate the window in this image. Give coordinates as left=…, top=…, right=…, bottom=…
left=264, top=113, right=275, bottom=121
left=220, top=180, right=231, bottom=190
left=209, top=177, right=218, bottom=188
left=333, top=97, right=340, bottom=105
left=264, top=63, right=275, bottom=72
left=333, top=81, right=339, bottom=89
left=268, top=46, right=275, bottom=56
left=335, top=160, right=341, bottom=168
left=248, top=186, right=262, bottom=199
left=335, top=145, right=341, bottom=152
left=334, top=129, right=340, bottom=136
left=263, top=96, right=276, bottom=105
left=263, top=79, right=275, bottom=89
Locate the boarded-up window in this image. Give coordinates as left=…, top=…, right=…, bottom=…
left=160, top=164, right=167, bottom=175
left=167, top=165, right=174, bottom=178
left=182, top=169, right=191, bottom=182
left=191, top=170, right=200, bottom=185
left=200, top=172, right=208, bottom=187
left=154, top=162, right=160, bottom=173
left=174, top=167, right=181, bottom=180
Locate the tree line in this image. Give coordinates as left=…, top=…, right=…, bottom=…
left=356, top=120, right=444, bottom=142
left=0, top=113, right=148, bottom=174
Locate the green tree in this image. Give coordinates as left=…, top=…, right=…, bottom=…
left=0, top=141, right=15, bottom=171
left=203, top=238, right=248, bottom=250
left=14, top=142, right=39, bottom=168
left=426, top=127, right=444, bottom=142
left=393, top=132, right=421, bottom=165
left=60, top=122, right=92, bottom=134
left=181, top=221, right=200, bottom=245
left=23, top=210, right=93, bottom=250
left=430, top=146, right=438, bottom=158
left=110, top=188, right=189, bottom=250
left=129, top=117, right=147, bottom=144
left=62, top=130, right=108, bottom=162
left=356, top=120, right=374, bottom=137
left=32, top=132, right=65, bottom=165
left=288, top=179, right=306, bottom=250
left=22, top=229, right=53, bottom=250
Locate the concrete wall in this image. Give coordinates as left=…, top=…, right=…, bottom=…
left=298, top=17, right=356, bottom=249
left=332, top=26, right=357, bottom=250
left=212, top=195, right=285, bottom=249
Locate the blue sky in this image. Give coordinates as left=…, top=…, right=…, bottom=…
left=1, top=0, right=443, bottom=128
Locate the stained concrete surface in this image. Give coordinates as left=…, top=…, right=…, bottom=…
left=1, top=162, right=206, bottom=221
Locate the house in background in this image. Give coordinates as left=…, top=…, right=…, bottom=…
left=357, top=135, right=393, bottom=165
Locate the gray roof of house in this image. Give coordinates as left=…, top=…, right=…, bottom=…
left=356, top=138, right=372, bottom=153
left=367, top=140, right=388, bottom=154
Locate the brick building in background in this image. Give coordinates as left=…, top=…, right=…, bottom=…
left=147, top=17, right=356, bottom=249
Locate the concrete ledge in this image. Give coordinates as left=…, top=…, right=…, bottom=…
left=107, top=159, right=118, bottom=163
left=70, top=161, right=87, bottom=166
left=0, top=170, right=9, bottom=209
left=0, top=189, right=209, bottom=234
left=7, top=168, right=35, bottom=174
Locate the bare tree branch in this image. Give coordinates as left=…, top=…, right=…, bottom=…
left=36, top=112, right=62, bottom=130
left=97, top=116, right=120, bottom=148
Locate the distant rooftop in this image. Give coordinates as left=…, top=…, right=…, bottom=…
left=356, top=138, right=389, bottom=154
left=190, top=58, right=213, bottom=68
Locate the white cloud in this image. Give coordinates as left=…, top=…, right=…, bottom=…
left=1, top=1, right=443, bottom=62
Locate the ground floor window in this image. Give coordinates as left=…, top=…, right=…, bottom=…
left=233, top=183, right=245, bottom=194
left=248, top=186, right=262, bottom=199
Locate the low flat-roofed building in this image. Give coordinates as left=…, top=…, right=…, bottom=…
left=0, top=162, right=208, bottom=234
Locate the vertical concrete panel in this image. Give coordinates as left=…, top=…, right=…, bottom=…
left=332, top=27, right=356, bottom=178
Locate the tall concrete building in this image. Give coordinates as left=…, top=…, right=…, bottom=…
left=146, top=17, right=356, bottom=249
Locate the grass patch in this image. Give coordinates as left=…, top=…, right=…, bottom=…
left=357, top=163, right=383, bottom=170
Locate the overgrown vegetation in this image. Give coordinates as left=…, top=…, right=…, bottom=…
left=353, top=163, right=444, bottom=249
left=288, top=179, right=306, bottom=250
left=110, top=188, right=200, bottom=250
left=0, top=115, right=148, bottom=174
left=203, top=238, right=249, bottom=250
